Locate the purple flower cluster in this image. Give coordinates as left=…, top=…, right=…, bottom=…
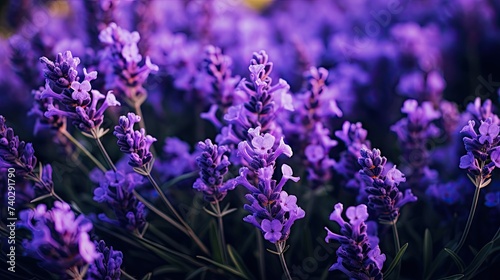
left=99, top=23, right=159, bottom=104
left=155, top=137, right=197, bottom=180
left=193, top=139, right=237, bottom=203
left=285, top=67, right=342, bottom=186
left=325, top=203, right=385, bottom=280
left=235, top=127, right=304, bottom=243
left=88, top=240, right=123, bottom=280
left=391, top=99, right=440, bottom=189
left=0, top=115, right=37, bottom=176
left=93, top=170, right=146, bottom=232
left=39, top=51, right=121, bottom=134
left=217, top=51, right=293, bottom=147
left=335, top=121, right=372, bottom=191
left=459, top=118, right=500, bottom=179
left=201, top=45, right=240, bottom=118
left=18, top=201, right=98, bottom=275
left=358, top=148, right=417, bottom=222
left=114, top=112, right=157, bottom=168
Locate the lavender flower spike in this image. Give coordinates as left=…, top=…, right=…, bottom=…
left=193, top=139, right=237, bottom=203
left=88, top=240, right=123, bottom=280
left=459, top=117, right=500, bottom=181
left=18, top=201, right=98, bottom=276
left=325, top=203, right=385, bottom=279
left=93, top=170, right=146, bottom=232
left=358, top=148, right=417, bottom=223
left=0, top=115, right=37, bottom=176
left=114, top=112, right=157, bottom=168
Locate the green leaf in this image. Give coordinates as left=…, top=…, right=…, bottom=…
left=30, top=193, right=53, bottom=203
left=227, top=245, right=256, bottom=280
left=444, top=248, right=465, bottom=273
left=436, top=274, right=464, bottom=280
left=464, top=241, right=493, bottom=278
left=423, top=229, right=433, bottom=276
left=480, top=178, right=492, bottom=188
left=208, top=221, right=223, bottom=263
left=185, top=267, right=208, bottom=280
left=466, top=174, right=476, bottom=186
left=151, top=265, right=183, bottom=275
left=383, top=243, right=409, bottom=278
left=221, top=208, right=238, bottom=217
left=141, top=272, right=152, bottom=280
left=197, top=256, right=248, bottom=279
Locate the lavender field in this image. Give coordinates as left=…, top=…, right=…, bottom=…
left=0, top=0, right=499, bottom=279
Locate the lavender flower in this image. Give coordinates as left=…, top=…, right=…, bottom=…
left=237, top=165, right=304, bottom=243
left=40, top=52, right=121, bottom=134
left=466, top=98, right=499, bottom=124
left=93, top=170, right=146, bottom=232
left=193, top=139, right=237, bottom=203
left=0, top=115, right=37, bottom=176
left=325, top=203, right=385, bottom=279
left=236, top=126, right=292, bottom=172
left=391, top=99, right=440, bottom=189
left=29, top=86, right=67, bottom=135
left=18, top=201, right=98, bottom=275
left=217, top=50, right=294, bottom=146
left=459, top=118, right=500, bottom=179
left=358, top=148, right=417, bottom=222
left=335, top=121, right=371, bottom=191
left=114, top=112, right=157, bottom=168
left=39, top=51, right=80, bottom=94
left=88, top=240, right=123, bottom=280
left=99, top=22, right=159, bottom=104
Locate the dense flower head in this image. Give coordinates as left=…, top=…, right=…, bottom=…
left=39, top=52, right=121, bottom=133
left=99, top=22, right=159, bottom=103
left=391, top=99, right=440, bottom=189
left=466, top=98, right=499, bottom=124
left=237, top=126, right=293, bottom=172
left=88, top=240, right=123, bottom=280
left=459, top=117, right=500, bottom=179
left=217, top=50, right=294, bottom=147
left=39, top=50, right=80, bottom=93
left=29, top=86, right=67, bottom=134
left=93, top=170, right=146, bottom=232
left=18, top=201, right=98, bottom=274
left=236, top=163, right=304, bottom=243
left=114, top=112, right=157, bottom=168
left=335, top=121, right=372, bottom=192
left=359, top=148, right=417, bottom=222
left=325, top=203, right=385, bottom=280
left=193, top=139, right=237, bottom=203
left=202, top=45, right=240, bottom=110
left=0, top=115, right=37, bottom=176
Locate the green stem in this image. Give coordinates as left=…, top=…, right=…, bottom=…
left=145, top=171, right=209, bottom=255
left=276, top=241, right=292, bottom=280
left=92, top=131, right=117, bottom=172
left=391, top=221, right=401, bottom=280
left=454, top=184, right=481, bottom=253
left=214, top=200, right=228, bottom=264
left=61, top=130, right=107, bottom=172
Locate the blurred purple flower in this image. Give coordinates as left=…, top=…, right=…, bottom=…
left=93, top=170, right=146, bottom=232
left=18, top=201, right=98, bottom=275
left=0, top=115, right=37, bottom=176
left=88, top=240, right=123, bottom=280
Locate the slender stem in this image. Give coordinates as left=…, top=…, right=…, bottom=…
left=257, top=228, right=266, bottom=280
left=391, top=221, right=401, bottom=280
left=276, top=241, right=292, bottom=280
left=61, top=130, right=107, bottom=172
left=145, top=171, right=209, bottom=255
left=214, top=200, right=228, bottom=264
left=454, top=184, right=482, bottom=253
left=92, top=132, right=117, bottom=172
left=120, top=269, right=136, bottom=280
left=134, top=102, right=147, bottom=132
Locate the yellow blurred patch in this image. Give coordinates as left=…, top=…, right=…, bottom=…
left=244, top=0, right=273, bottom=11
